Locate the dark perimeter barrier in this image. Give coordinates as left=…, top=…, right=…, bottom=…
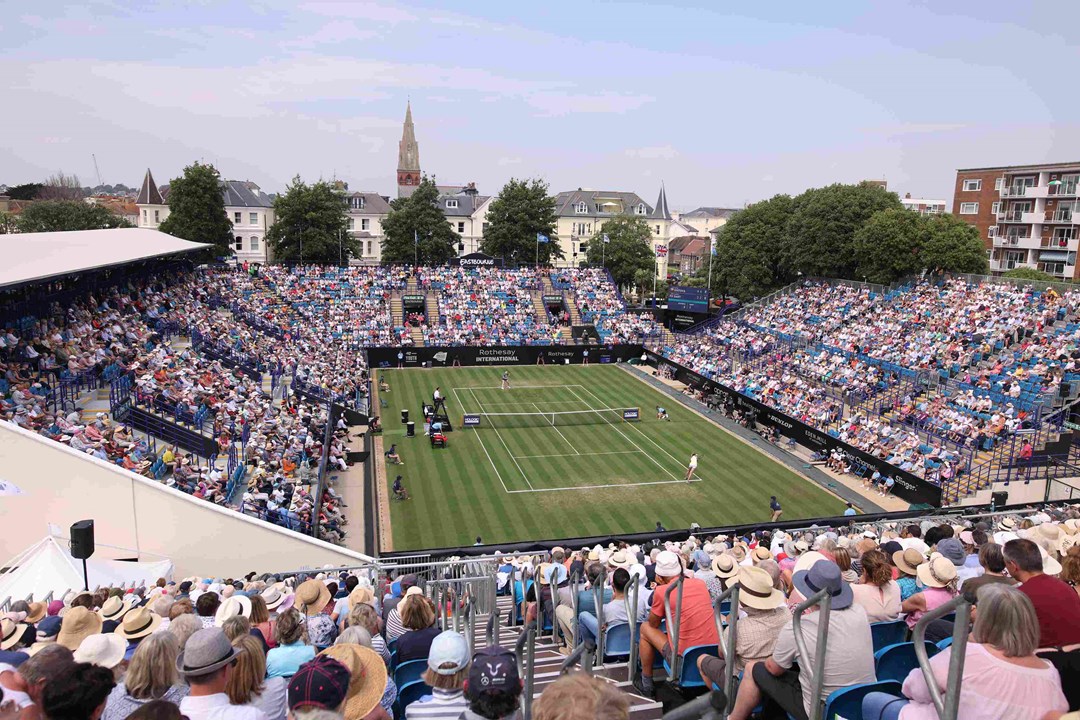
left=643, top=350, right=944, bottom=508
left=366, top=344, right=643, bottom=368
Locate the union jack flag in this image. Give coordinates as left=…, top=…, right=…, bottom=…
left=655, top=244, right=668, bottom=258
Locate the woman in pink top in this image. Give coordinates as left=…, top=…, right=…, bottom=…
left=901, top=556, right=957, bottom=629
left=851, top=549, right=901, bottom=622
left=862, top=584, right=1067, bottom=720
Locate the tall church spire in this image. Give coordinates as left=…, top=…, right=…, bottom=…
left=650, top=182, right=672, bottom=221
left=397, top=101, right=421, bottom=198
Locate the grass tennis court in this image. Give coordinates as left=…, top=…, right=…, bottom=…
left=375, top=365, right=842, bottom=551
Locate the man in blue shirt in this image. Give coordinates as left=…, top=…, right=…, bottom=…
left=843, top=502, right=857, bottom=517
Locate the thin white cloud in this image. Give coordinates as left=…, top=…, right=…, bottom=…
left=527, top=91, right=654, bottom=117
left=625, top=145, right=679, bottom=160
left=297, top=1, right=415, bottom=24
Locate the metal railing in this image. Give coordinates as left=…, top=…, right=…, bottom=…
left=912, top=595, right=971, bottom=720
left=661, top=573, right=688, bottom=681
left=713, top=584, right=741, bottom=717
left=791, top=586, right=833, bottom=720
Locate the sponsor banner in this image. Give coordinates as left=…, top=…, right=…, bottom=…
left=623, top=408, right=640, bottom=421
left=543, top=295, right=564, bottom=304
left=403, top=294, right=425, bottom=304
left=643, top=351, right=943, bottom=507
left=671, top=313, right=699, bottom=331
left=450, top=252, right=503, bottom=268
left=462, top=414, right=482, bottom=427
left=366, top=344, right=643, bottom=368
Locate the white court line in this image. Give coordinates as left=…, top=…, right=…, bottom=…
left=533, top=402, right=579, bottom=455
left=565, top=386, right=681, bottom=482
left=506, top=478, right=700, bottom=494
left=468, top=385, right=569, bottom=390
left=514, top=446, right=639, bottom=459
left=451, top=388, right=510, bottom=494
left=574, top=383, right=701, bottom=482
left=470, top=400, right=584, bottom=406
left=469, top=387, right=534, bottom=490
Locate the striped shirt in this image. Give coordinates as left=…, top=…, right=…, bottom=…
left=403, top=688, right=468, bottom=720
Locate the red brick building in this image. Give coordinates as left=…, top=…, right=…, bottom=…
left=954, top=162, right=1080, bottom=279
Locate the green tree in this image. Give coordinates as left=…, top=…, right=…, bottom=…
left=381, top=177, right=460, bottom=265
left=479, top=178, right=562, bottom=265
left=633, top=268, right=668, bottom=304
left=159, top=162, right=233, bottom=257
left=853, top=208, right=929, bottom=284
left=584, top=215, right=654, bottom=287
left=1003, top=267, right=1058, bottom=283
left=5, top=183, right=43, bottom=200
left=785, top=182, right=902, bottom=279
left=699, top=194, right=794, bottom=301
left=0, top=210, right=17, bottom=234
left=266, top=176, right=353, bottom=265
left=15, top=201, right=133, bottom=233
left=920, top=213, right=989, bottom=275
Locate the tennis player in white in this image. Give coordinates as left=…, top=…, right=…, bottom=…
left=685, top=452, right=698, bottom=482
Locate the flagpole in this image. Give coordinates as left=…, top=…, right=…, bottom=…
left=707, top=238, right=714, bottom=306
left=652, top=253, right=658, bottom=309
left=536, top=234, right=539, bottom=268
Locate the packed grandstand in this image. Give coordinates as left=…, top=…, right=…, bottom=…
left=6, top=257, right=1080, bottom=542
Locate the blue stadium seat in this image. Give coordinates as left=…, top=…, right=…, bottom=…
left=870, top=620, right=907, bottom=652
left=393, top=659, right=427, bottom=688
left=823, top=680, right=903, bottom=720
left=874, top=641, right=938, bottom=683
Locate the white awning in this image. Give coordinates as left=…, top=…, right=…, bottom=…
left=0, top=228, right=211, bottom=289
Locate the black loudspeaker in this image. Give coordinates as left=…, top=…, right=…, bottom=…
left=70, top=519, right=95, bottom=559
left=401, top=409, right=409, bottom=424
left=406, top=421, right=416, bottom=438
left=990, top=491, right=1009, bottom=512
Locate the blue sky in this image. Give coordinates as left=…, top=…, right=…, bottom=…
left=3, top=1, right=1077, bottom=209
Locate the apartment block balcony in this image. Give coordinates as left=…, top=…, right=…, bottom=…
left=1049, top=181, right=1079, bottom=197
left=1001, top=185, right=1048, bottom=199
left=1048, top=211, right=1079, bottom=225
left=990, top=258, right=1033, bottom=272
left=995, top=234, right=1041, bottom=249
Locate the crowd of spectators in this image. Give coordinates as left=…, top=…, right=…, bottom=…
left=502, top=505, right=1080, bottom=720
left=416, top=267, right=544, bottom=346
left=4, top=507, right=1080, bottom=720
left=654, top=278, right=1080, bottom=486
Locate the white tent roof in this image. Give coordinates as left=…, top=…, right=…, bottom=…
left=0, top=536, right=174, bottom=602
left=0, top=228, right=210, bottom=289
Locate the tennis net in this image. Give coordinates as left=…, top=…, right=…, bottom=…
left=464, top=407, right=640, bottom=429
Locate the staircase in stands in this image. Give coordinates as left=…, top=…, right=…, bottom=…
left=466, top=595, right=663, bottom=718
left=390, top=291, right=405, bottom=327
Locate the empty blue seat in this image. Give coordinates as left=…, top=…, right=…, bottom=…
left=394, top=659, right=427, bottom=689
left=874, top=641, right=938, bottom=683
left=870, top=620, right=907, bottom=652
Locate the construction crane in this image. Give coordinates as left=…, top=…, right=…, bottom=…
left=92, top=154, right=103, bottom=187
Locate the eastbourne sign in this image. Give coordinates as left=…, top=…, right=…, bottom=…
left=450, top=252, right=503, bottom=268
